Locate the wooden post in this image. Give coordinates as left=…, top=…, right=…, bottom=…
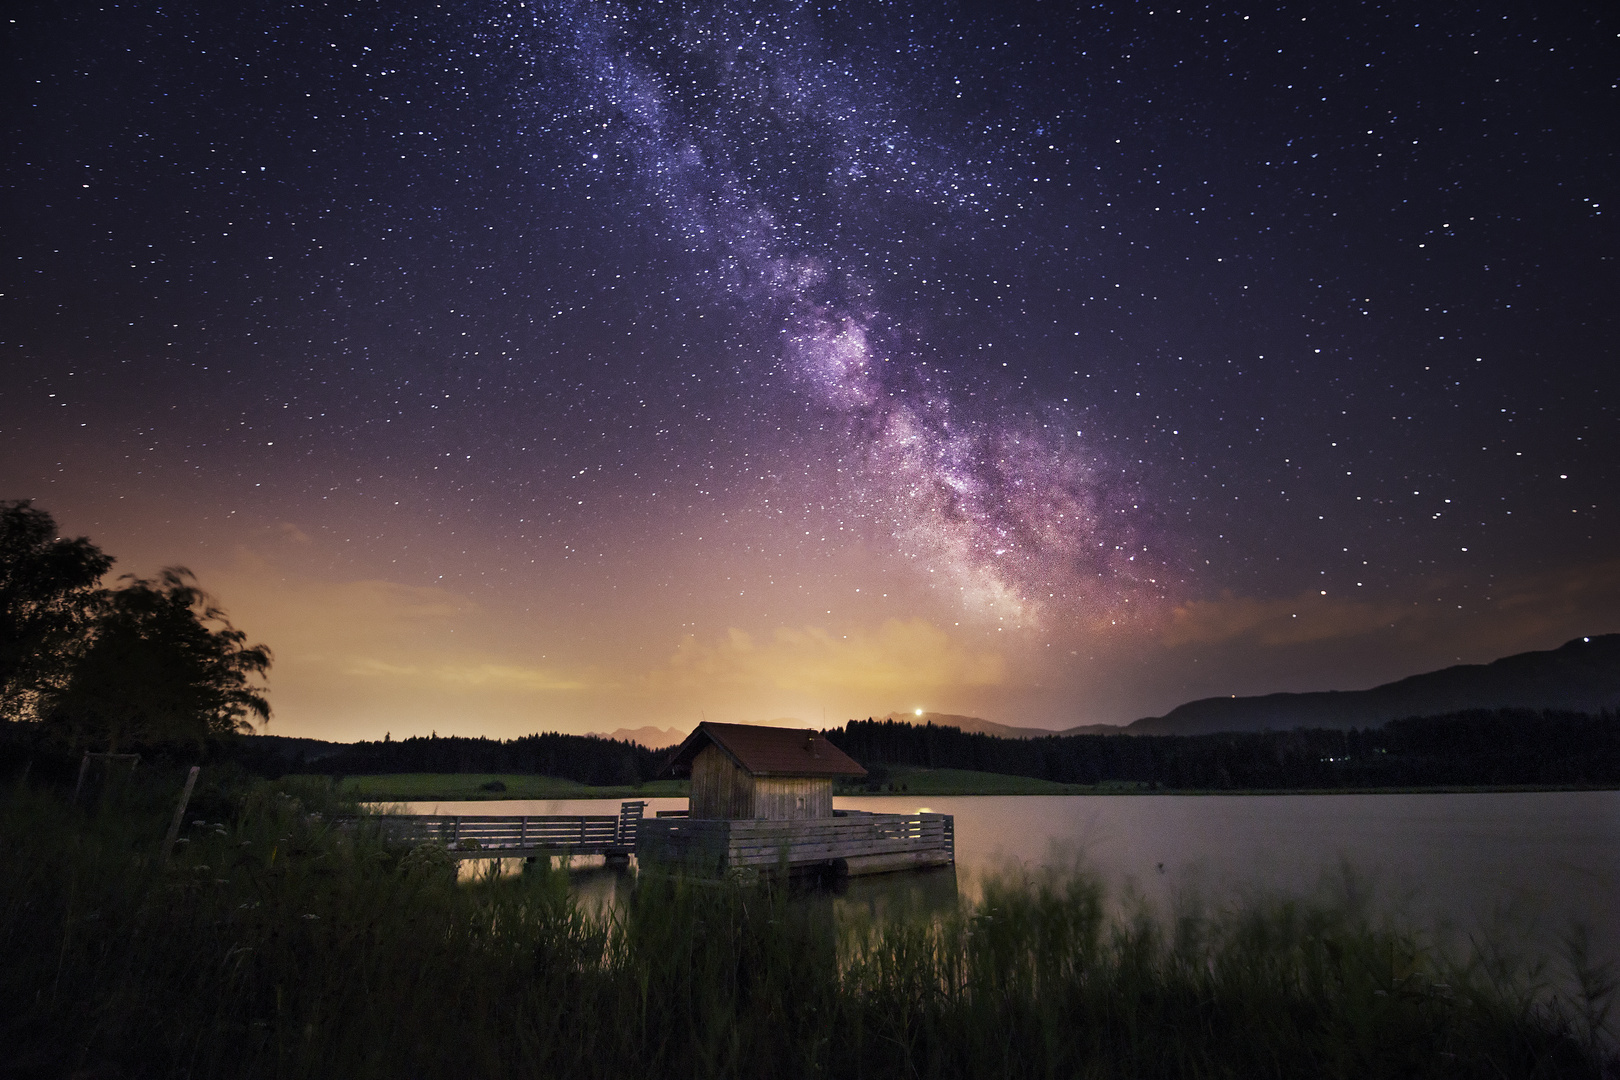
left=163, top=766, right=200, bottom=861
left=73, top=752, right=92, bottom=803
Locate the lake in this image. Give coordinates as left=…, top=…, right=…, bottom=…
left=396, top=790, right=1620, bottom=969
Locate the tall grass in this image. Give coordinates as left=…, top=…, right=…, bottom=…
left=0, top=770, right=1610, bottom=1078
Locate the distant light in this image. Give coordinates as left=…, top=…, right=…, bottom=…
left=915, top=708, right=923, bottom=716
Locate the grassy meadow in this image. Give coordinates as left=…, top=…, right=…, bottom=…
left=326, top=772, right=690, bottom=802
left=843, top=765, right=1125, bottom=795
left=2, top=768, right=1614, bottom=1079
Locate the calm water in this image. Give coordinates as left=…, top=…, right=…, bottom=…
left=397, top=790, right=1620, bottom=966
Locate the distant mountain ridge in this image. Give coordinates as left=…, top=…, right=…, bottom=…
left=583, top=725, right=689, bottom=750
left=585, top=718, right=807, bottom=750
left=575, top=636, right=1620, bottom=747
left=593, top=714, right=1076, bottom=748
left=879, top=712, right=1119, bottom=738
left=1123, top=634, right=1620, bottom=736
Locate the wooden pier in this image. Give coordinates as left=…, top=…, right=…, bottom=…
left=352, top=798, right=955, bottom=879
left=360, top=800, right=645, bottom=861
left=637, top=811, right=955, bottom=878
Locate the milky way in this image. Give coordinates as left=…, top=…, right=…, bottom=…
left=3, top=0, right=1615, bottom=734
left=539, top=1, right=1153, bottom=623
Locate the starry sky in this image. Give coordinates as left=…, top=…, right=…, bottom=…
left=3, top=0, right=1615, bottom=741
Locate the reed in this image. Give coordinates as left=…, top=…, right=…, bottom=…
left=0, top=770, right=1610, bottom=1078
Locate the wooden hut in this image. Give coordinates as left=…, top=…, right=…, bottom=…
left=638, top=722, right=954, bottom=879
left=661, top=722, right=866, bottom=820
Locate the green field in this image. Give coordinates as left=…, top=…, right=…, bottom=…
left=838, top=766, right=1142, bottom=796
left=321, top=773, right=689, bottom=803
left=862, top=771, right=1615, bottom=797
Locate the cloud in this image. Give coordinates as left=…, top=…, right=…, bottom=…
left=190, top=550, right=1010, bottom=737
left=206, top=566, right=477, bottom=659
left=1491, top=558, right=1620, bottom=619
left=646, top=618, right=1005, bottom=697
left=343, top=658, right=594, bottom=692
left=1163, top=590, right=1411, bottom=648
left=186, top=548, right=605, bottom=739
left=1163, top=558, right=1620, bottom=650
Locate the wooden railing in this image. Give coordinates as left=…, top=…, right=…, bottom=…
left=639, top=811, right=955, bottom=872
left=347, top=801, right=646, bottom=859
left=343, top=802, right=953, bottom=874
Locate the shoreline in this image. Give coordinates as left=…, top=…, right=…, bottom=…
left=320, top=770, right=1620, bottom=803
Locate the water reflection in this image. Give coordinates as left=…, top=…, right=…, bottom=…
left=404, top=790, right=1620, bottom=970
left=831, top=864, right=960, bottom=923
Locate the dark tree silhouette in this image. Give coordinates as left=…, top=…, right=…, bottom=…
left=825, top=711, right=1620, bottom=789
left=47, top=568, right=272, bottom=752
left=0, top=500, right=114, bottom=722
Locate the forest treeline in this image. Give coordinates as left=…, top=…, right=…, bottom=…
left=0, top=724, right=666, bottom=789
left=827, top=711, right=1620, bottom=790
left=250, top=732, right=663, bottom=787
left=10, top=709, right=1614, bottom=794
left=253, top=709, right=1620, bottom=788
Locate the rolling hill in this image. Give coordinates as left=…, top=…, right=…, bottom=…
left=585, top=636, right=1620, bottom=747
left=1123, top=634, right=1620, bottom=735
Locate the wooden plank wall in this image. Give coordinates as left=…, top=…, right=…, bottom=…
left=752, top=776, right=833, bottom=819
left=690, top=744, right=835, bottom=819
left=690, top=745, right=755, bottom=819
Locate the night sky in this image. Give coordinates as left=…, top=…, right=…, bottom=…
left=3, top=0, right=1615, bottom=741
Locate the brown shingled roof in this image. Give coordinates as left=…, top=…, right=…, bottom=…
left=659, top=722, right=868, bottom=779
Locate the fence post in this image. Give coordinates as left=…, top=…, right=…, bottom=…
left=163, top=766, right=201, bottom=861
left=73, top=752, right=92, bottom=803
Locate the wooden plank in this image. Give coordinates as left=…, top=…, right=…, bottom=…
left=725, top=818, right=943, bottom=846
left=725, top=825, right=937, bottom=846
left=843, top=850, right=953, bottom=876
left=447, top=843, right=634, bottom=861
left=730, top=849, right=953, bottom=869
left=729, top=838, right=942, bottom=858
left=717, top=813, right=955, bottom=870
left=727, top=835, right=938, bottom=854
left=357, top=813, right=625, bottom=854
left=728, top=841, right=947, bottom=866
left=357, top=808, right=954, bottom=874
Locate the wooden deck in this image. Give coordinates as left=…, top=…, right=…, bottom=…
left=357, top=800, right=645, bottom=860
left=637, top=812, right=955, bottom=878
left=350, top=801, right=956, bottom=878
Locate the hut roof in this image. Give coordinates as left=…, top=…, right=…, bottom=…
left=659, top=722, right=868, bottom=780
